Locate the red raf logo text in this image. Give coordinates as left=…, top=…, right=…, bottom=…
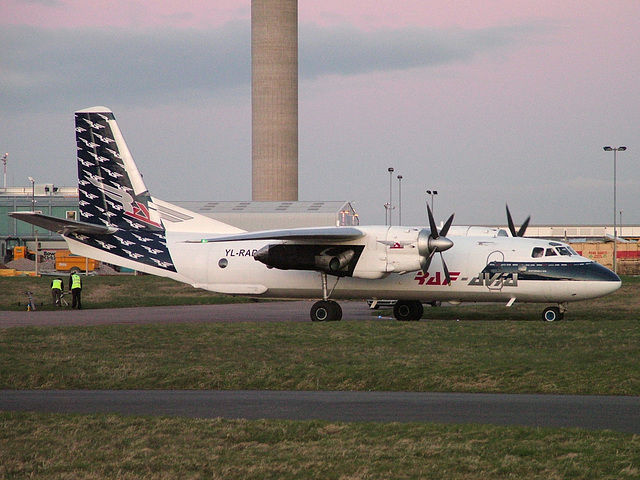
left=414, top=271, right=460, bottom=285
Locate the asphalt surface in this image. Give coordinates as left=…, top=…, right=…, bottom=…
left=2, top=301, right=639, bottom=433
left=2, top=390, right=639, bottom=433
left=0, top=301, right=386, bottom=327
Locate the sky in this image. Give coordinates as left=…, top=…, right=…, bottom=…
left=1, top=0, right=639, bottom=227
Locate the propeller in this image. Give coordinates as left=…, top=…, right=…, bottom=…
left=417, top=204, right=455, bottom=284
left=506, top=204, right=530, bottom=237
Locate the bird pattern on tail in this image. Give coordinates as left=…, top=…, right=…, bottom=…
left=74, top=108, right=176, bottom=272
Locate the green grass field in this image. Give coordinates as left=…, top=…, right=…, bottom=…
left=1, top=275, right=638, bottom=478
left=0, top=275, right=250, bottom=310
left=1, top=320, right=639, bottom=394
left=1, top=413, right=638, bottom=480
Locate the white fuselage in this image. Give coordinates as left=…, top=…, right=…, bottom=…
left=158, top=226, right=621, bottom=305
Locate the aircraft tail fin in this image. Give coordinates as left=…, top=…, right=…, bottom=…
left=13, top=107, right=243, bottom=279
left=75, top=106, right=164, bottom=232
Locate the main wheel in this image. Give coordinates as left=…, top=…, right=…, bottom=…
left=393, top=300, right=424, bottom=321
left=310, top=300, right=342, bottom=322
left=542, top=306, right=563, bottom=322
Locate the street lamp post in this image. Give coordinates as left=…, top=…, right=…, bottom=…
left=28, top=176, right=38, bottom=276
left=426, top=190, right=438, bottom=214
left=397, top=175, right=403, bottom=225
left=28, top=177, right=35, bottom=211
left=2, top=153, right=8, bottom=188
left=387, top=167, right=394, bottom=226
left=603, top=146, right=627, bottom=273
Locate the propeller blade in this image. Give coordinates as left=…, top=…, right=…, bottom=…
left=506, top=204, right=517, bottom=237
left=517, top=216, right=531, bottom=237
left=419, top=249, right=436, bottom=274
left=427, top=203, right=438, bottom=238
left=506, top=204, right=530, bottom=237
left=440, top=252, right=451, bottom=285
left=440, top=213, right=455, bottom=237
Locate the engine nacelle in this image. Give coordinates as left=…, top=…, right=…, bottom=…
left=315, top=249, right=355, bottom=272
left=254, top=244, right=362, bottom=276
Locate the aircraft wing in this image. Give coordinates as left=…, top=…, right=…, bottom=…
left=199, top=226, right=366, bottom=243
left=9, top=211, right=117, bottom=236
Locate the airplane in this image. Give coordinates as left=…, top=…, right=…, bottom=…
left=10, top=106, right=621, bottom=322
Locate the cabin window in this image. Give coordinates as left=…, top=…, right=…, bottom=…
left=532, top=247, right=544, bottom=258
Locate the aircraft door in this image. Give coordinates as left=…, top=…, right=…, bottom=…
left=485, top=250, right=505, bottom=291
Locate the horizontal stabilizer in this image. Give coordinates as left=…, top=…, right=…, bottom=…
left=9, top=211, right=117, bottom=235
left=197, top=226, right=366, bottom=243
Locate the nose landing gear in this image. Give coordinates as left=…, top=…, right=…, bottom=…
left=542, top=304, right=566, bottom=322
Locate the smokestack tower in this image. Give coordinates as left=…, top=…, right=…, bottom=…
left=251, top=0, right=298, bottom=201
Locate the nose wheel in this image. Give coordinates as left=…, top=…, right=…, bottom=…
left=542, top=305, right=565, bottom=322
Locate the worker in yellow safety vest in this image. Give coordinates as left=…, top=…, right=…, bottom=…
left=51, top=277, right=63, bottom=307
left=69, top=272, right=82, bottom=309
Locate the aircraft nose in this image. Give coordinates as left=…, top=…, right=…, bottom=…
left=593, top=262, right=622, bottom=283
left=591, top=263, right=622, bottom=295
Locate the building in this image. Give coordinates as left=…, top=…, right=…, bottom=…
left=0, top=184, right=79, bottom=263
left=175, top=201, right=358, bottom=231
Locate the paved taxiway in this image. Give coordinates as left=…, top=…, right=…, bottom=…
left=0, top=301, right=382, bottom=327
left=2, top=301, right=639, bottom=433
left=2, top=390, right=639, bottom=433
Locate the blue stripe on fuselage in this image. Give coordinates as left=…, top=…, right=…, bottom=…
left=482, top=261, right=620, bottom=282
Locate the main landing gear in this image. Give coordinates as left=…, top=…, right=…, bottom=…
left=310, top=272, right=343, bottom=322
left=393, top=300, right=424, bottom=321
left=310, top=300, right=342, bottom=322
left=309, top=272, right=428, bottom=322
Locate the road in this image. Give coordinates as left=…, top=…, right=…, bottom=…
left=2, top=390, right=639, bottom=433
left=0, top=300, right=386, bottom=327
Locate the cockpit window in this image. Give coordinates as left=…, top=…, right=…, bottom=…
left=533, top=245, right=577, bottom=259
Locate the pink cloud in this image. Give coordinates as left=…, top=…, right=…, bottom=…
left=3, top=0, right=636, bottom=33
left=0, top=0, right=249, bottom=28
